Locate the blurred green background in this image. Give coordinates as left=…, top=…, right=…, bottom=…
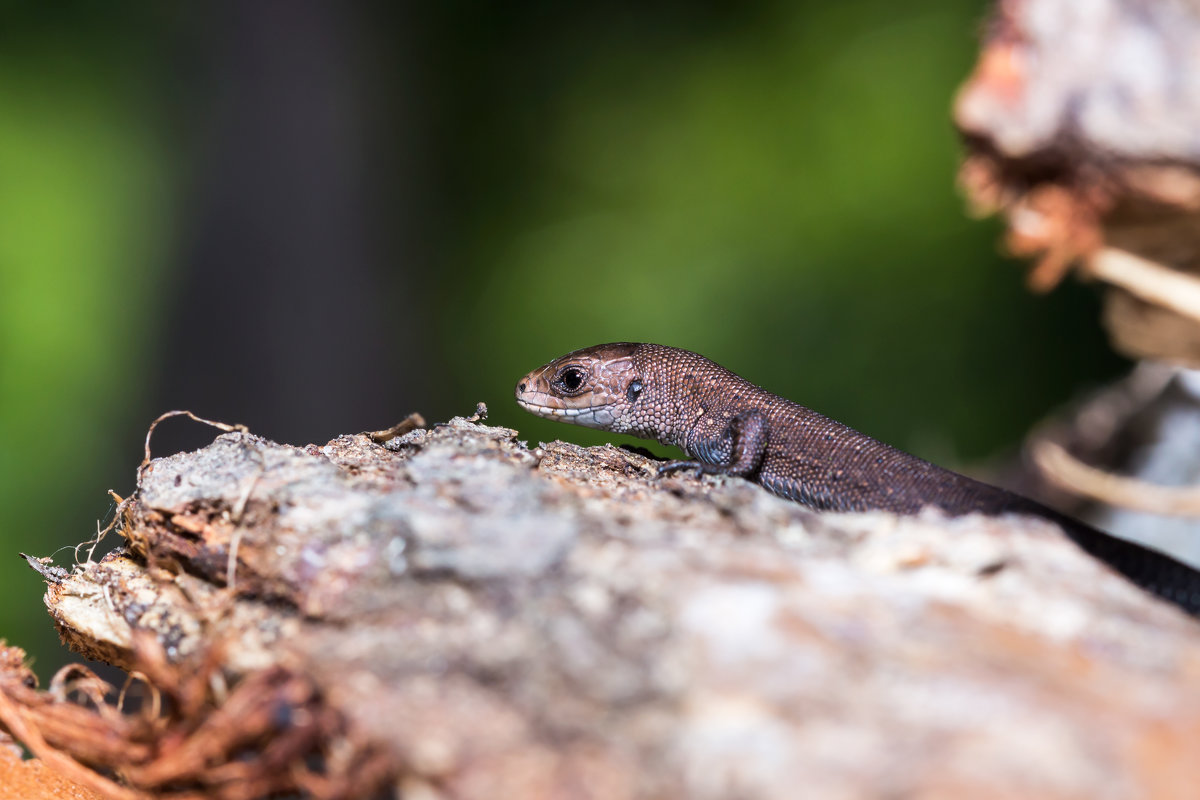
left=0, top=0, right=1120, bottom=677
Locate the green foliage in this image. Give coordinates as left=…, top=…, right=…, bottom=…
left=0, top=39, right=167, bottom=664
left=446, top=0, right=1120, bottom=460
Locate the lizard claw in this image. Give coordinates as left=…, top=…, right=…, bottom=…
left=657, top=460, right=707, bottom=479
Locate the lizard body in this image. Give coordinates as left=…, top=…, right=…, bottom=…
left=515, top=342, right=1200, bottom=617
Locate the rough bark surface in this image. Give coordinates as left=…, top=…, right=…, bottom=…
left=0, top=732, right=102, bottom=800
left=4, top=415, right=1200, bottom=799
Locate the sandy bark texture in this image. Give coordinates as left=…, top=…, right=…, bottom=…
left=0, top=413, right=1198, bottom=799
left=0, top=731, right=103, bottom=800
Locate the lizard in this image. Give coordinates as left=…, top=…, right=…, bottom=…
left=515, top=341, right=1200, bottom=617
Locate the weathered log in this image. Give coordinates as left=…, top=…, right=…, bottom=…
left=2, top=413, right=1199, bottom=799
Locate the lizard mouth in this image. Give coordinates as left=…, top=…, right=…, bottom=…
left=515, top=398, right=617, bottom=428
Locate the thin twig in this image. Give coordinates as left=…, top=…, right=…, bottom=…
left=1086, top=247, right=1200, bottom=323
left=77, top=492, right=131, bottom=566
left=225, top=456, right=264, bottom=592
left=1032, top=440, right=1200, bottom=516
left=142, top=410, right=249, bottom=469
left=366, top=412, right=427, bottom=443
left=117, top=671, right=162, bottom=721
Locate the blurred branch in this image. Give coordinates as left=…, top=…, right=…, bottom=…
left=1033, top=440, right=1200, bottom=517
left=1086, top=248, right=1200, bottom=326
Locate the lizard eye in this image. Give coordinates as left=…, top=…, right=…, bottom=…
left=556, top=366, right=586, bottom=393
left=626, top=379, right=643, bottom=402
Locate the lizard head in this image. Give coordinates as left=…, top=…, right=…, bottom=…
left=515, top=343, right=648, bottom=432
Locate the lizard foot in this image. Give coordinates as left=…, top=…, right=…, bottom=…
left=657, top=460, right=716, bottom=479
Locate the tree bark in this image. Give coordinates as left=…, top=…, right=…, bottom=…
left=2, top=413, right=1199, bottom=799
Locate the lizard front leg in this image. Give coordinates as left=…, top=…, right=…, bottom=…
left=658, top=409, right=768, bottom=479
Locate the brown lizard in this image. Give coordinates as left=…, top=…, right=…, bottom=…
left=516, top=342, right=1200, bottom=617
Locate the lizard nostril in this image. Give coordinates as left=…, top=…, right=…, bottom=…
left=518, top=382, right=526, bottom=393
